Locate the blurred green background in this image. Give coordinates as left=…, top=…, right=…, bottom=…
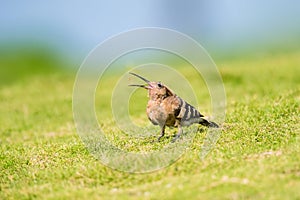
left=1, top=1, right=300, bottom=81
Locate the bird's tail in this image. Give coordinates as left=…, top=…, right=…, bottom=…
left=199, top=118, right=219, bottom=128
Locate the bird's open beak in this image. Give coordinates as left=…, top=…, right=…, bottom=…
left=128, top=84, right=148, bottom=89
left=128, top=72, right=153, bottom=89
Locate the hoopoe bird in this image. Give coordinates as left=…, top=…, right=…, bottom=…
left=129, top=72, right=219, bottom=142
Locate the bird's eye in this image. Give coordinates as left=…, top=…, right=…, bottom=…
left=157, top=82, right=162, bottom=88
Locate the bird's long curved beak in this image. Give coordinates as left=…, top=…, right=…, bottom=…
left=128, top=72, right=152, bottom=89
left=129, top=72, right=150, bottom=83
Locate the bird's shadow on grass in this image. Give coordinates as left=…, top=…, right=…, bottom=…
left=149, top=126, right=207, bottom=143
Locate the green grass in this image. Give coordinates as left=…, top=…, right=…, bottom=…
left=0, top=50, right=299, bottom=199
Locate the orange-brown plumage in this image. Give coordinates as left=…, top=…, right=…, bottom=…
left=129, top=72, right=218, bottom=142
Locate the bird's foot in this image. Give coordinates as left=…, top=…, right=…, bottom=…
left=157, top=136, right=163, bottom=142
left=171, top=134, right=180, bottom=143
left=196, top=127, right=205, bottom=133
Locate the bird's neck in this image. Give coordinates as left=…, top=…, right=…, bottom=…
left=149, top=94, right=174, bottom=102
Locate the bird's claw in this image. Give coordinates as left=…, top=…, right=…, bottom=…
left=171, top=135, right=180, bottom=143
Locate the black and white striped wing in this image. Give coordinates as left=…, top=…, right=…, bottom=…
left=176, top=98, right=204, bottom=126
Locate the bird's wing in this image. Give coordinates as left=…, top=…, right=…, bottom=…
left=176, top=97, right=204, bottom=120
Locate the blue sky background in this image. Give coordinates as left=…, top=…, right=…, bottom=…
left=1, top=0, right=300, bottom=61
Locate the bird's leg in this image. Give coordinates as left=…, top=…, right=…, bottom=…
left=196, top=126, right=205, bottom=133
left=172, top=125, right=183, bottom=142
left=157, top=124, right=166, bottom=141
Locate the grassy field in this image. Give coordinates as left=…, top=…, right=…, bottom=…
left=0, top=50, right=299, bottom=199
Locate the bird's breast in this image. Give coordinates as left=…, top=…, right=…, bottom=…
left=146, top=99, right=178, bottom=127
left=147, top=101, right=165, bottom=126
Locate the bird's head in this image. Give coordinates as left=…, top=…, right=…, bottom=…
left=129, top=72, right=174, bottom=100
